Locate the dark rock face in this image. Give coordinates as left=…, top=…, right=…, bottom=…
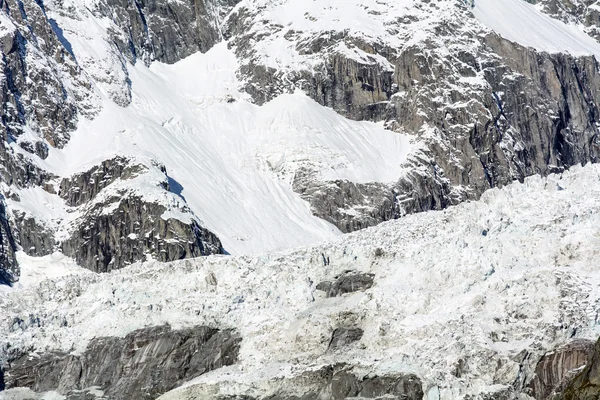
left=0, top=0, right=88, bottom=149
left=293, top=170, right=396, bottom=233
left=0, top=196, right=18, bottom=285
left=0, top=0, right=96, bottom=283
left=4, top=324, right=241, bottom=400
left=0, top=0, right=237, bottom=283
left=328, top=327, right=364, bottom=350
left=61, top=195, right=223, bottom=273
left=55, top=157, right=224, bottom=272
left=227, top=5, right=600, bottom=232
left=58, top=156, right=147, bottom=207
left=11, top=210, right=56, bottom=257
left=316, top=272, right=375, bottom=298
left=266, top=365, right=424, bottom=400
left=528, top=339, right=595, bottom=399
left=554, top=338, right=600, bottom=400
left=99, top=0, right=241, bottom=64
left=2, top=156, right=224, bottom=276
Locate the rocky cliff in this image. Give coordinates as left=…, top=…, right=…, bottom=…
left=555, top=337, right=600, bottom=400
left=528, top=340, right=595, bottom=399
left=4, top=156, right=224, bottom=275
left=3, top=324, right=241, bottom=400
left=0, top=196, right=17, bottom=285
left=224, top=0, right=600, bottom=232
left=0, top=0, right=237, bottom=281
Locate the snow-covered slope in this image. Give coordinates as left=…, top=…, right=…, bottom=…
left=3, top=164, right=600, bottom=399
left=24, top=40, right=411, bottom=255
left=473, top=0, right=600, bottom=58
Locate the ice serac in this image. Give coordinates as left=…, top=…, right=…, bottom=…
left=225, top=0, right=600, bottom=232
left=2, top=165, right=600, bottom=399
left=3, top=324, right=241, bottom=400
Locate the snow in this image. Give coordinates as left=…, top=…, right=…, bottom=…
left=473, top=0, right=600, bottom=59
left=2, top=164, right=600, bottom=399
left=0, top=12, right=16, bottom=35
left=16, top=252, right=90, bottom=288
left=0, top=388, right=65, bottom=400
left=33, top=39, right=411, bottom=255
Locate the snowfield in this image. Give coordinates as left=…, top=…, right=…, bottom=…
left=473, top=0, right=600, bottom=58
left=2, top=164, right=600, bottom=399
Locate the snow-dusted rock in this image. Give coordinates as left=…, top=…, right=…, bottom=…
left=4, top=324, right=240, bottom=400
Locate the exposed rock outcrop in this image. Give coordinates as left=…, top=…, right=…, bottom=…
left=316, top=271, right=375, bottom=297
left=161, top=364, right=424, bottom=400
left=3, top=156, right=225, bottom=276
left=328, top=327, right=364, bottom=350
left=57, top=157, right=224, bottom=272
left=0, top=196, right=18, bottom=285
left=554, top=338, right=600, bottom=400
left=11, top=210, right=56, bottom=257
left=0, top=0, right=98, bottom=282
left=98, top=0, right=241, bottom=65
left=0, top=0, right=93, bottom=148
left=0, top=0, right=239, bottom=282
left=61, top=195, right=223, bottom=273
left=293, top=170, right=397, bottom=233
left=528, top=339, right=595, bottom=399
left=58, top=156, right=147, bottom=207
left=3, top=324, right=241, bottom=400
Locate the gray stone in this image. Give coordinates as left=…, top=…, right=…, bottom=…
left=528, top=339, right=595, bottom=399
left=56, top=156, right=224, bottom=272
left=328, top=327, right=364, bottom=350
left=317, top=272, right=375, bottom=298
left=99, top=0, right=241, bottom=65
left=4, top=324, right=242, bottom=400
left=0, top=196, right=18, bottom=286
left=227, top=7, right=600, bottom=233
left=58, top=156, right=148, bottom=207
left=61, top=195, right=224, bottom=273
left=273, top=365, right=424, bottom=400
left=11, top=210, right=56, bottom=257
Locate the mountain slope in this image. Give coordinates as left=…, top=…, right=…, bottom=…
left=2, top=0, right=600, bottom=278
left=2, top=164, right=600, bottom=399
left=2, top=0, right=600, bottom=399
